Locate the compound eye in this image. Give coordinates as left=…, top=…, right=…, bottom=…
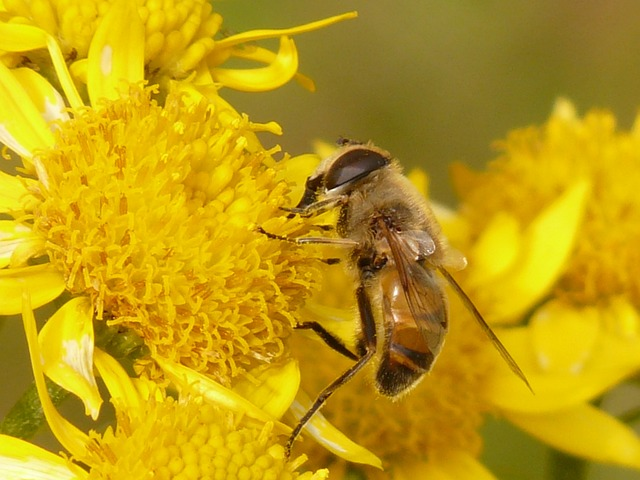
left=324, top=148, right=389, bottom=190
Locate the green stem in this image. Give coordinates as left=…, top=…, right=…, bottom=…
left=547, top=448, right=588, bottom=480
left=0, top=378, right=68, bottom=439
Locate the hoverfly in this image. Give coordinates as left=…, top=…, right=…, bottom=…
left=259, top=140, right=531, bottom=457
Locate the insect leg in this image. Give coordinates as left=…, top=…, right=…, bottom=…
left=285, top=283, right=377, bottom=458
left=296, top=322, right=358, bottom=361
left=256, top=226, right=358, bottom=247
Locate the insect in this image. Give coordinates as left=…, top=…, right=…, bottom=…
left=259, top=140, right=531, bottom=457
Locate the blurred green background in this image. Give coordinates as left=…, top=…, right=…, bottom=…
left=2, top=1, right=640, bottom=479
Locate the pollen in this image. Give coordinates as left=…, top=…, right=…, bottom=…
left=31, top=86, right=318, bottom=383
left=452, top=99, right=640, bottom=308
left=84, top=397, right=328, bottom=480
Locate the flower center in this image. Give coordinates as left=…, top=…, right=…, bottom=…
left=32, top=86, right=317, bottom=383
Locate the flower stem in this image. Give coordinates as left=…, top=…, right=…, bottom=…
left=0, top=378, right=68, bottom=439
left=547, top=448, right=588, bottom=480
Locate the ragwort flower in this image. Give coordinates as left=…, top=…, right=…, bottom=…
left=0, top=296, right=330, bottom=480
left=0, top=0, right=356, bottom=105
left=284, top=107, right=640, bottom=476
left=0, top=74, right=327, bottom=426
left=449, top=99, right=640, bottom=470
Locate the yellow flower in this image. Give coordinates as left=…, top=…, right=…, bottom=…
left=448, top=99, right=640, bottom=470
left=283, top=112, right=640, bottom=477
left=0, top=73, right=328, bottom=416
left=0, top=0, right=356, bottom=105
left=0, top=295, right=330, bottom=479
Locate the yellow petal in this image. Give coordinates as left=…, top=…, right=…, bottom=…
left=93, top=347, right=141, bottom=412
left=0, top=23, right=83, bottom=110
left=87, top=0, right=144, bottom=104
left=22, top=292, right=91, bottom=459
left=506, top=404, right=640, bottom=469
left=478, top=180, right=590, bottom=324
left=214, top=12, right=358, bottom=49
left=0, top=264, right=65, bottom=315
left=0, top=63, right=54, bottom=158
left=393, top=451, right=497, bottom=480
left=467, top=213, right=521, bottom=286
left=212, top=36, right=299, bottom=92
left=0, top=220, right=45, bottom=268
left=484, top=316, right=640, bottom=413
left=233, top=360, right=300, bottom=419
left=301, top=302, right=357, bottom=352
left=155, top=356, right=290, bottom=433
left=0, top=433, right=86, bottom=479
left=12, top=68, right=69, bottom=124
left=0, top=173, right=29, bottom=213
left=530, top=299, right=599, bottom=374
left=39, top=297, right=102, bottom=420
left=289, top=390, right=382, bottom=469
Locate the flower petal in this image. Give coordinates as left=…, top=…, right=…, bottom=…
left=0, top=220, right=45, bottom=268
left=12, top=68, right=69, bottom=124
left=213, top=12, right=358, bottom=49
left=392, top=451, right=497, bottom=480
left=87, top=0, right=145, bottom=104
left=233, top=360, right=300, bottom=419
left=0, top=23, right=82, bottom=108
left=212, top=36, right=299, bottom=92
left=289, top=390, right=382, bottom=469
left=505, top=404, right=640, bottom=469
left=155, top=356, right=289, bottom=433
left=530, top=299, right=599, bottom=374
left=0, top=434, right=86, bottom=480
left=477, top=180, right=590, bottom=324
left=0, top=264, right=65, bottom=315
left=39, top=297, right=102, bottom=420
left=21, top=292, right=91, bottom=460
left=0, top=63, right=54, bottom=158
left=0, top=173, right=29, bottom=213
left=93, top=347, right=141, bottom=412
left=484, top=315, right=640, bottom=413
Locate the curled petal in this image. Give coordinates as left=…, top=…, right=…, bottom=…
left=212, top=36, right=299, bottom=92
left=506, top=404, right=640, bottom=469
left=22, top=292, right=91, bottom=460
left=93, top=348, right=141, bottom=412
left=39, top=297, right=102, bottom=419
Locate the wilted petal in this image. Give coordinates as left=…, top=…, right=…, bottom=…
left=39, top=297, right=102, bottom=419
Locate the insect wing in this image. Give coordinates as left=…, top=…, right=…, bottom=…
left=375, top=224, right=449, bottom=396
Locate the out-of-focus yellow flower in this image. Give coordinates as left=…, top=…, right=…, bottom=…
left=447, top=99, right=640, bottom=470
left=0, top=295, right=331, bottom=479
left=0, top=0, right=356, bottom=106
left=286, top=109, right=640, bottom=477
